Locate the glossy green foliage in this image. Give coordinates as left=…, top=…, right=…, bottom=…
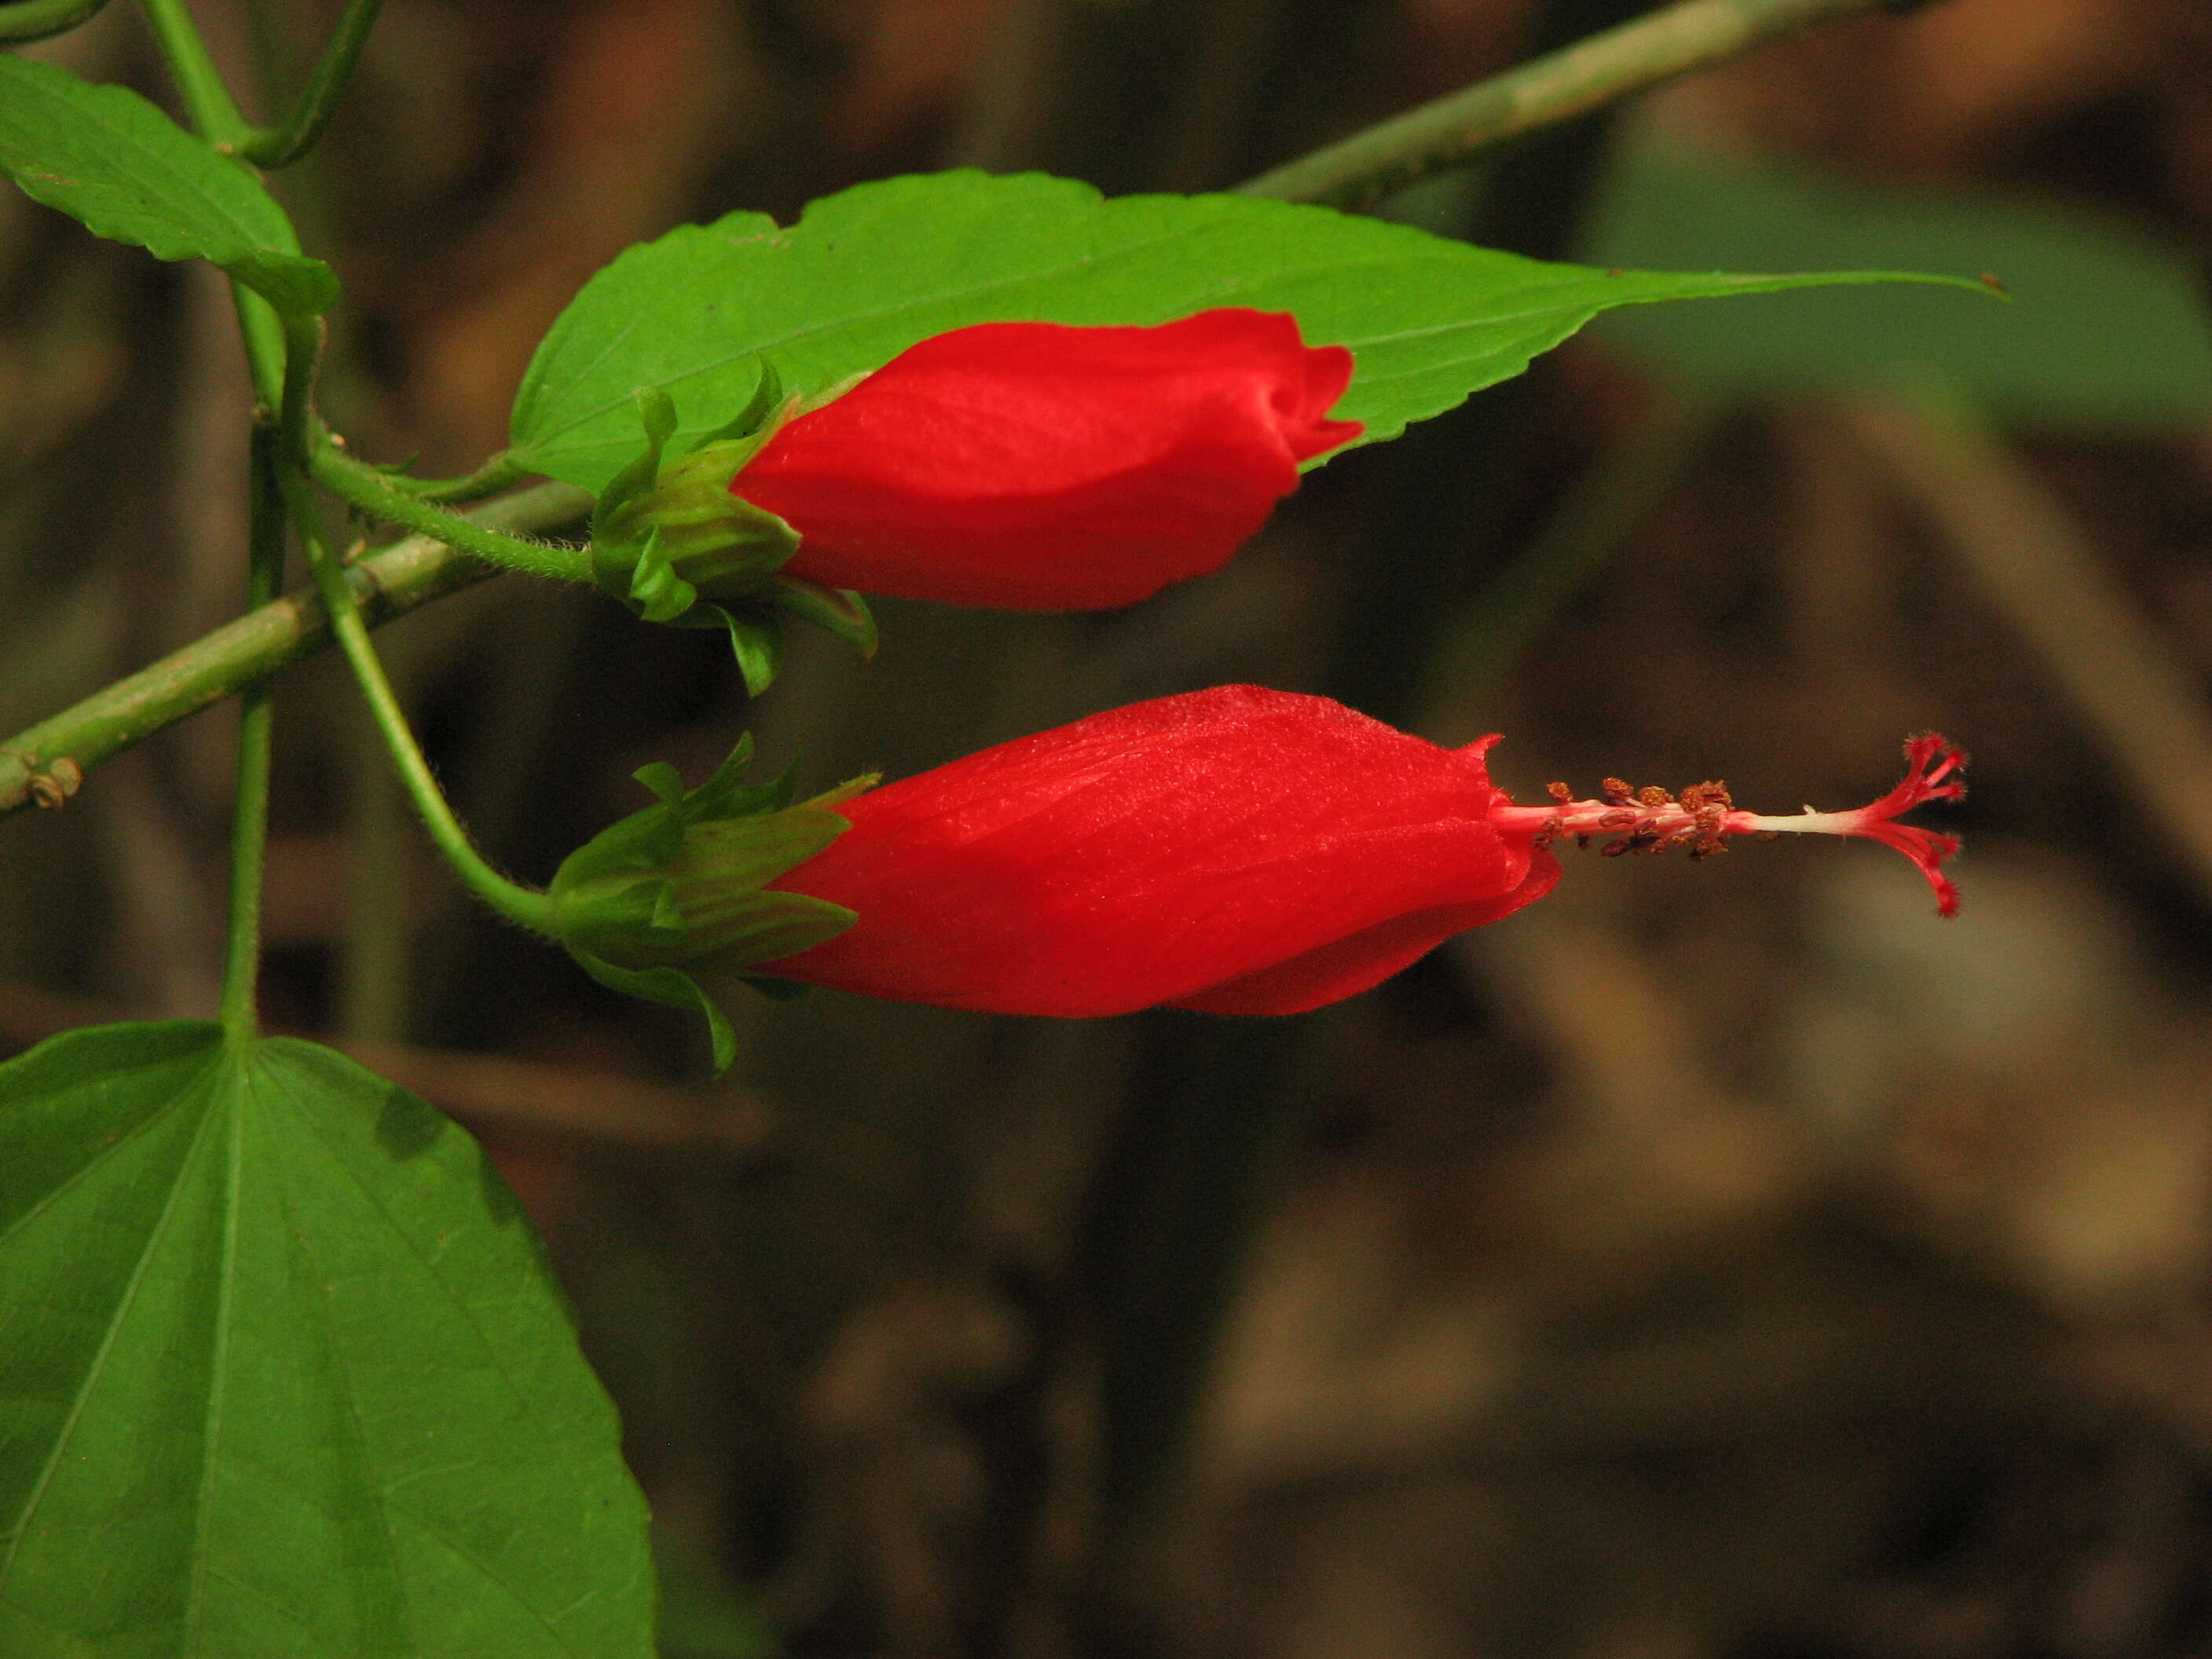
left=1583, top=139, right=2212, bottom=432
left=0, top=54, right=335, bottom=315
left=0, top=1023, right=655, bottom=1658
left=510, top=168, right=1980, bottom=492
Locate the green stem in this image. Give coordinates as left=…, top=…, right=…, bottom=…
left=230, top=288, right=287, bottom=411
left=236, top=0, right=381, bottom=168
left=380, top=452, right=532, bottom=505
left=0, top=0, right=109, bottom=43
left=273, top=306, right=554, bottom=935
left=137, top=0, right=287, bottom=411
left=137, top=0, right=253, bottom=149
left=1236, top=0, right=1893, bottom=207
left=0, top=480, right=590, bottom=823
left=135, top=0, right=286, bottom=413
left=313, top=441, right=595, bottom=583
left=282, top=467, right=557, bottom=936
left=137, top=0, right=287, bottom=1036
left=280, top=313, right=324, bottom=464
left=218, top=427, right=287, bottom=1039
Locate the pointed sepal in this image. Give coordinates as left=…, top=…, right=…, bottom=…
left=708, top=605, right=786, bottom=698
left=568, top=951, right=739, bottom=1075
left=759, top=577, right=878, bottom=661
left=548, top=735, right=875, bottom=1066
left=589, top=364, right=803, bottom=644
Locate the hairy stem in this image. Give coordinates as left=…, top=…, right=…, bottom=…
left=313, top=441, right=595, bottom=582
left=383, top=451, right=532, bottom=504
left=1236, top=0, right=1895, bottom=207
left=283, top=469, right=558, bottom=936
left=236, top=0, right=381, bottom=167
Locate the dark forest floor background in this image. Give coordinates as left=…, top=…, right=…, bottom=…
left=5, top=2, right=2212, bottom=1655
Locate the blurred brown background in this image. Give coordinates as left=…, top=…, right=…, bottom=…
left=5, top=2, right=2212, bottom=1655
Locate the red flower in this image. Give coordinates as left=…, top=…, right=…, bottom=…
left=760, top=685, right=1552, bottom=1015
left=755, top=689, right=1967, bottom=1016
left=728, top=310, right=1361, bottom=610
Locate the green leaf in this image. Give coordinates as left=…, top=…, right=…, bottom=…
left=0, top=56, right=336, bottom=316
left=1580, top=139, right=2212, bottom=433
left=509, top=169, right=1979, bottom=493
left=0, top=1022, right=655, bottom=1657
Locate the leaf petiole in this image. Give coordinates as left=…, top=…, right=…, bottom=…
left=218, top=427, right=287, bottom=1042
left=235, top=0, right=382, bottom=168
left=375, top=450, right=533, bottom=504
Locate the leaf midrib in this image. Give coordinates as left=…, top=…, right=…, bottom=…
left=518, top=206, right=1567, bottom=450
left=180, top=1049, right=251, bottom=1659
left=0, top=1044, right=229, bottom=1601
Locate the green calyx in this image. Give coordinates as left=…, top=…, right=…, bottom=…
left=549, top=733, right=875, bottom=1071
left=591, top=367, right=876, bottom=696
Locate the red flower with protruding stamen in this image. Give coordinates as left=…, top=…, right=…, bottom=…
left=728, top=310, right=1361, bottom=610
left=743, top=688, right=1966, bottom=1017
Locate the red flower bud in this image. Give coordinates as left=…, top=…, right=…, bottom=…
left=754, top=689, right=1967, bottom=1017
left=727, top=310, right=1361, bottom=610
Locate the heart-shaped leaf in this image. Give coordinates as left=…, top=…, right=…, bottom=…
left=0, top=1023, right=654, bottom=1657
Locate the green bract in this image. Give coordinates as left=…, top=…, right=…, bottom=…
left=550, top=735, right=873, bottom=1071
left=591, top=380, right=874, bottom=696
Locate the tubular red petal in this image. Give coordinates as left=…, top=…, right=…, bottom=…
left=1167, top=863, right=1562, bottom=1015
left=758, top=686, right=1537, bottom=1015
left=731, top=310, right=1361, bottom=610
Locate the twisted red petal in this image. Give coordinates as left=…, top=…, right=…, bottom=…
left=731, top=310, right=1361, bottom=610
